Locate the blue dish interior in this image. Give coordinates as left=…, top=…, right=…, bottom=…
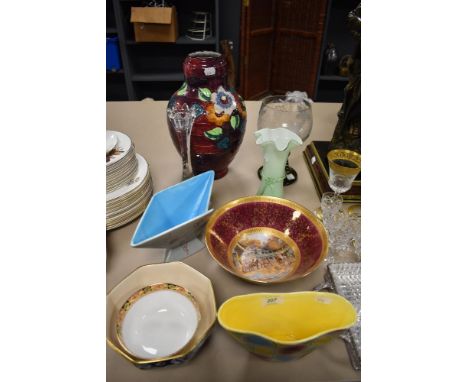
left=131, top=171, right=214, bottom=245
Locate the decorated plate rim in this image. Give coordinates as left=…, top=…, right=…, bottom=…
left=115, top=282, right=201, bottom=361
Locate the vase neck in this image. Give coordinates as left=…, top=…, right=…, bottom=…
left=183, top=51, right=228, bottom=90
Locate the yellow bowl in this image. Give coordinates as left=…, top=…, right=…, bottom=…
left=106, top=262, right=216, bottom=368
left=217, top=291, right=357, bottom=361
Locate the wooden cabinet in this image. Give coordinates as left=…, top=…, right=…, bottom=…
left=240, top=0, right=359, bottom=102
left=240, top=0, right=327, bottom=100
left=271, top=0, right=327, bottom=96
left=239, top=0, right=276, bottom=100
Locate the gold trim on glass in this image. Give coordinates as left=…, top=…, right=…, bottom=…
left=309, top=144, right=361, bottom=186
left=302, top=150, right=361, bottom=203
left=204, top=195, right=328, bottom=284
left=327, top=149, right=361, bottom=176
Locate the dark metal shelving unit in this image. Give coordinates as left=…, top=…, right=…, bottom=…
left=125, top=36, right=218, bottom=46
left=131, top=72, right=185, bottom=82
left=109, top=0, right=221, bottom=101
left=107, top=0, right=128, bottom=101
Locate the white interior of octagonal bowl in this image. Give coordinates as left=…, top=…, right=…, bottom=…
left=106, top=262, right=216, bottom=361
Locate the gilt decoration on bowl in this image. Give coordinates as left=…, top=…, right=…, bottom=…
left=205, top=196, right=328, bottom=284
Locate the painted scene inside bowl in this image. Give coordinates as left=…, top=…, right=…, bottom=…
left=218, top=292, right=357, bottom=361
left=205, top=197, right=327, bottom=283
left=228, top=227, right=301, bottom=282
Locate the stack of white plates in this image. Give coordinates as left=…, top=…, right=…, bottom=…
left=106, top=131, right=138, bottom=193
left=106, top=131, right=153, bottom=231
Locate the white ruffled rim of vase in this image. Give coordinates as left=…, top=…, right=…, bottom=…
left=254, top=128, right=303, bottom=151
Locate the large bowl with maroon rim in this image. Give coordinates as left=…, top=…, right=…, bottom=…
left=204, top=196, right=328, bottom=284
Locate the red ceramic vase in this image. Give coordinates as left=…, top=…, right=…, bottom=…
left=167, top=51, right=247, bottom=179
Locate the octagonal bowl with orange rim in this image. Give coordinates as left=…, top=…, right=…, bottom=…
left=204, top=196, right=328, bottom=284
left=106, top=262, right=216, bottom=368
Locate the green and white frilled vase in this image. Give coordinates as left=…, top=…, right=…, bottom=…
left=255, top=128, right=303, bottom=198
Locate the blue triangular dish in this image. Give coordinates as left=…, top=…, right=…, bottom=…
left=131, top=171, right=215, bottom=248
